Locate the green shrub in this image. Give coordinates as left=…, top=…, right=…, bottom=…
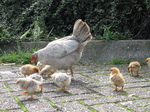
left=0, top=45, right=39, bottom=64
left=107, top=58, right=130, bottom=65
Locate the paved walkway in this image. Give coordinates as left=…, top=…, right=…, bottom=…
left=0, top=64, right=150, bottom=112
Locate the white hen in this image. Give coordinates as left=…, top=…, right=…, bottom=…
left=30, top=19, right=92, bottom=75
left=50, top=73, right=71, bottom=92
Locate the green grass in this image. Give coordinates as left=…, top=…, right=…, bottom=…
left=0, top=45, right=39, bottom=64
left=106, top=58, right=130, bottom=65
left=13, top=96, right=28, bottom=112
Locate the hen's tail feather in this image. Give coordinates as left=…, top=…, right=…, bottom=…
left=73, top=19, right=92, bottom=42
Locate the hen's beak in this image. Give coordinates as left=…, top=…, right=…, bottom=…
left=15, top=82, right=19, bottom=85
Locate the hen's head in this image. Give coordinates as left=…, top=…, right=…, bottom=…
left=30, top=53, right=38, bottom=62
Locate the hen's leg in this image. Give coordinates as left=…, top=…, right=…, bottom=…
left=70, top=66, right=74, bottom=76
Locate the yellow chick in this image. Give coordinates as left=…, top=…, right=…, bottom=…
left=128, top=61, right=141, bottom=76
left=16, top=78, right=42, bottom=99
left=50, top=73, right=71, bottom=92
left=110, top=67, right=125, bottom=91
left=146, top=58, right=150, bottom=68
left=39, top=65, right=57, bottom=77
left=28, top=73, right=44, bottom=92
left=37, top=61, right=46, bottom=71
left=19, top=64, right=39, bottom=77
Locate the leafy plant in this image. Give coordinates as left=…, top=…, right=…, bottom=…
left=0, top=26, right=12, bottom=44
left=0, top=45, right=39, bottom=64
left=107, top=58, right=130, bottom=65
left=102, top=26, right=124, bottom=41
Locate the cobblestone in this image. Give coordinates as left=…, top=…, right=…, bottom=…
left=0, top=64, right=149, bottom=112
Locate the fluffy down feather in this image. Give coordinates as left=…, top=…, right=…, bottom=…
left=28, top=73, right=43, bottom=92
left=16, top=78, right=42, bottom=99
left=146, top=58, right=150, bottom=68
left=128, top=61, right=141, bottom=76
left=19, top=64, right=39, bottom=77
left=39, top=65, right=57, bottom=77
left=110, top=67, right=125, bottom=91
left=30, top=19, right=92, bottom=75
left=50, top=73, right=71, bottom=92
left=37, top=61, right=46, bottom=71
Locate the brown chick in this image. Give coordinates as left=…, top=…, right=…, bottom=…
left=16, top=78, right=42, bottom=99
left=110, top=67, right=125, bottom=91
left=19, top=64, right=39, bottom=77
left=128, top=61, right=141, bottom=77
left=146, top=58, right=150, bottom=68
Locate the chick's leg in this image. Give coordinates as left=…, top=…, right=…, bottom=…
left=62, top=87, right=68, bottom=92
left=21, top=91, right=28, bottom=94
left=113, top=86, right=118, bottom=91
left=118, top=86, right=124, bottom=91
left=27, top=94, right=34, bottom=99
left=37, top=85, right=43, bottom=92
left=40, top=85, right=43, bottom=92
left=57, top=87, right=63, bottom=91
left=131, top=70, right=135, bottom=77
left=136, top=71, right=141, bottom=76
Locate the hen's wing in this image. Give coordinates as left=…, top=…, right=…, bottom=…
left=44, top=39, right=79, bottom=58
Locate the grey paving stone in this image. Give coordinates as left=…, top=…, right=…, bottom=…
left=91, top=86, right=127, bottom=96
left=85, top=82, right=110, bottom=88
left=126, top=88, right=150, bottom=98
left=83, top=95, right=137, bottom=106
left=124, top=75, right=147, bottom=83
left=132, top=106, right=150, bottom=112
left=22, top=98, right=56, bottom=112
left=49, top=93, right=100, bottom=103
left=36, top=91, right=69, bottom=98
left=0, top=71, right=18, bottom=79
left=0, top=88, right=9, bottom=93
left=41, top=83, right=58, bottom=92
left=125, top=81, right=150, bottom=88
left=120, top=99, right=150, bottom=108
left=3, top=109, right=24, bottom=112
left=0, top=66, right=14, bottom=71
left=91, top=103, right=130, bottom=112
left=1, top=91, right=21, bottom=98
left=72, top=74, right=95, bottom=84
left=69, top=85, right=92, bottom=95
left=90, top=74, right=109, bottom=82
left=0, top=82, right=5, bottom=88
left=0, top=97, right=21, bottom=110
left=57, top=101, right=90, bottom=112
